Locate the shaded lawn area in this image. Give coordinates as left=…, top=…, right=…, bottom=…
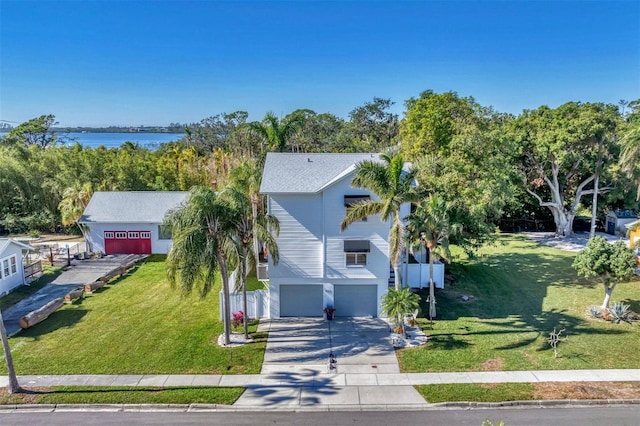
left=0, top=386, right=244, bottom=405
left=1, top=255, right=267, bottom=375
left=399, top=234, right=640, bottom=372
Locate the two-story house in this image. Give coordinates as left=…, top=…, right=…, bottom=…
left=260, top=152, right=409, bottom=318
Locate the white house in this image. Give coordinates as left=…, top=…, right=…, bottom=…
left=0, top=239, right=34, bottom=296
left=605, top=209, right=638, bottom=235
left=259, top=152, right=444, bottom=319
left=79, top=191, right=188, bottom=255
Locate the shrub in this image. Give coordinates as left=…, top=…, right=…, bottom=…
left=608, top=302, right=632, bottom=324
left=231, top=311, right=244, bottom=328
left=588, top=306, right=602, bottom=319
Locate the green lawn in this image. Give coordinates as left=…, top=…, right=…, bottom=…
left=399, top=234, right=640, bottom=372
left=0, top=386, right=244, bottom=405
left=1, top=255, right=267, bottom=375
left=416, top=383, right=534, bottom=403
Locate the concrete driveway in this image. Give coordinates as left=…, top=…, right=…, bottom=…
left=260, top=317, right=400, bottom=375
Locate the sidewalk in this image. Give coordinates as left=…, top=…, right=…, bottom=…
left=2, top=369, right=639, bottom=409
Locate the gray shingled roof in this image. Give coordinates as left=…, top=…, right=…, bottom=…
left=79, top=191, right=189, bottom=224
left=260, top=153, right=381, bottom=193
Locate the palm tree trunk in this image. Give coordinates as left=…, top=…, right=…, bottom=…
left=0, top=310, right=20, bottom=393
left=241, top=249, right=249, bottom=339
left=251, top=196, right=260, bottom=272
left=217, top=250, right=232, bottom=345
left=428, top=247, right=436, bottom=320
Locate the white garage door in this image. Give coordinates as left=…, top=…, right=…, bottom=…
left=280, top=284, right=323, bottom=317
left=334, top=285, right=378, bottom=317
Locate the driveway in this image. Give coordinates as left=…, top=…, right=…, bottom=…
left=2, top=254, right=136, bottom=335
left=259, top=317, right=400, bottom=375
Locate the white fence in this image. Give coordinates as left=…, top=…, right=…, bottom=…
left=404, top=262, right=445, bottom=289
left=219, top=290, right=269, bottom=320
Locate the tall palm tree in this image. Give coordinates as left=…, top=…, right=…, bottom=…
left=341, top=149, right=419, bottom=290
left=164, top=186, right=238, bottom=345
left=0, top=309, right=20, bottom=393
left=58, top=182, right=93, bottom=238
left=406, top=194, right=460, bottom=321
left=620, top=124, right=640, bottom=200
left=380, top=288, right=419, bottom=337
left=222, top=184, right=279, bottom=339
left=250, top=111, right=306, bottom=152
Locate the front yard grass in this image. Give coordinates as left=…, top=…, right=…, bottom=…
left=399, top=234, right=640, bottom=372
left=0, top=386, right=244, bottom=405
left=1, top=255, right=266, bottom=375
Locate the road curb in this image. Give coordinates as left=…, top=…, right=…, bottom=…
left=0, top=399, right=639, bottom=413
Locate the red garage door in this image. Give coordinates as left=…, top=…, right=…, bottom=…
left=104, top=231, right=151, bottom=254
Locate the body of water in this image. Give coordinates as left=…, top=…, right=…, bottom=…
left=0, top=132, right=183, bottom=149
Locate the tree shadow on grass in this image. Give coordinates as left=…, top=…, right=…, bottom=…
left=427, top=334, right=472, bottom=350
left=18, top=308, right=88, bottom=339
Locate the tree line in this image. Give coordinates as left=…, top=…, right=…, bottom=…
left=1, top=91, right=639, bottom=240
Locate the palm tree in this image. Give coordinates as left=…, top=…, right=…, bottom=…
left=250, top=111, right=306, bottom=152
left=58, top=182, right=93, bottom=242
left=0, top=309, right=20, bottom=393
left=620, top=124, right=640, bottom=200
left=406, top=194, right=460, bottom=321
left=164, top=186, right=238, bottom=345
left=341, top=149, right=419, bottom=290
left=222, top=184, right=279, bottom=339
left=380, top=288, right=419, bottom=336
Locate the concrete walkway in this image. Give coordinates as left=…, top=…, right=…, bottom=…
left=1, top=370, right=639, bottom=409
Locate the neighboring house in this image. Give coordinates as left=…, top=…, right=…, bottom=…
left=0, top=239, right=33, bottom=296
left=626, top=220, right=640, bottom=266
left=259, top=152, right=443, bottom=319
left=79, top=191, right=188, bottom=255
left=605, top=209, right=638, bottom=235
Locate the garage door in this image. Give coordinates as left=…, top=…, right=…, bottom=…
left=104, top=231, right=152, bottom=255
left=280, top=284, right=323, bottom=317
left=334, top=285, right=378, bottom=317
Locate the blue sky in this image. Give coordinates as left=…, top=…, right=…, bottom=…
left=1, top=1, right=638, bottom=127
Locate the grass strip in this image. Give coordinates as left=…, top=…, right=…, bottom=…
left=0, top=266, right=63, bottom=311
left=0, top=386, right=244, bottom=405
left=416, top=383, right=534, bottom=403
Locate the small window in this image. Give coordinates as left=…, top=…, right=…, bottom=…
left=158, top=225, right=172, bottom=240
left=10, top=256, right=17, bottom=274
left=344, top=195, right=370, bottom=222
left=128, top=232, right=140, bottom=239
left=346, top=253, right=367, bottom=266
left=115, top=232, right=127, bottom=239
left=104, top=232, right=114, bottom=239
left=2, top=259, right=9, bottom=278
left=140, top=231, right=151, bottom=239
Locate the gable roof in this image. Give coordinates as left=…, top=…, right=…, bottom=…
left=0, top=238, right=34, bottom=255
left=79, top=191, right=189, bottom=224
left=260, top=153, right=381, bottom=194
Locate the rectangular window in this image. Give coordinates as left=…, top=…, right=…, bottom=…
left=346, top=253, right=367, bottom=266
left=344, top=240, right=370, bottom=267
left=2, top=259, right=9, bottom=278
left=10, top=256, right=17, bottom=274
left=344, top=195, right=370, bottom=222
left=140, top=231, right=151, bottom=239
left=104, top=232, right=114, bottom=239
left=115, top=232, right=127, bottom=239
left=158, top=225, right=172, bottom=240
left=128, top=232, right=140, bottom=239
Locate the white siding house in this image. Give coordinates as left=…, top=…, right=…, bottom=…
left=260, top=153, right=413, bottom=318
left=0, top=239, right=33, bottom=296
left=79, top=191, right=188, bottom=255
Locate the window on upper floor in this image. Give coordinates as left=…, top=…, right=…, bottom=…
left=344, top=240, right=370, bottom=267
left=344, top=195, right=370, bottom=222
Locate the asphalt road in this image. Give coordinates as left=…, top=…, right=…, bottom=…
left=0, top=406, right=638, bottom=425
